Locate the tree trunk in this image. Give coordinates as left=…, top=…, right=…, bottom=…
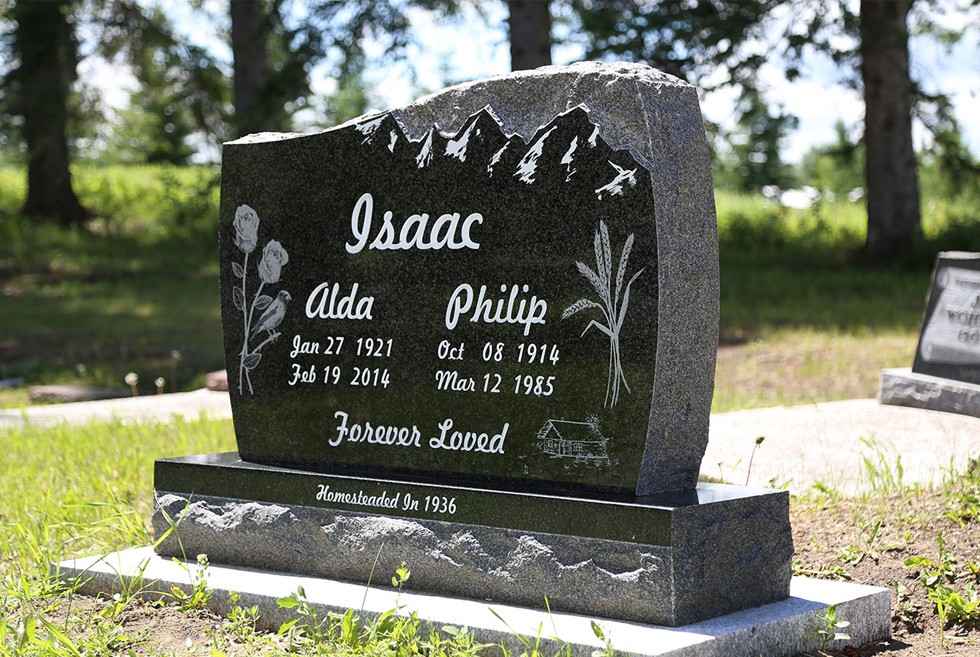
left=231, top=0, right=273, bottom=137
left=13, top=0, right=87, bottom=227
left=508, top=0, right=552, bottom=71
left=860, top=0, right=921, bottom=262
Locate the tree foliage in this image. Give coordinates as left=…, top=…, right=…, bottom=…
left=572, top=0, right=779, bottom=91
left=728, top=92, right=798, bottom=192
left=570, top=0, right=979, bottom=263
left=100, top=1, right=230, bottom=155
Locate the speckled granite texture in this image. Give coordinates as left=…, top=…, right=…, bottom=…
left=879, top=367, right=980, bottom=418
left=154, top=486, right=790, bottom=627
left=383, top=62, right=719, bottom=495
left=223, top=61, right=718, bottom=496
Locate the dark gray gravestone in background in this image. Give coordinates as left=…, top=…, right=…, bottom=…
left=913, top=252, right=980, bottom=383
left=879, top=252, right=980, bottom=416
left=154, top=62, right=791, bottom=626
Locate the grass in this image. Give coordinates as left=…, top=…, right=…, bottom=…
left=791, top=458, right=980, bottom=654
left=0, top=165, right=224, bottom=404
left=710, top=188, right=980, bottom=411
left=0, top=418, right=977, bottom=655
left=0, top=419, right=235, bottom=570
left=2, top=165, right=980, bottom=652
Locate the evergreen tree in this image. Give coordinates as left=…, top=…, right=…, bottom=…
left=729, top=91, right=798, bottom=192
left=7, top=0, right=88, bottom=226
left=509, top=0, right=552, bottom=70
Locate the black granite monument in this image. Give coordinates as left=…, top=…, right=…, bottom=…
left=154, top=62, right=792, bottom=626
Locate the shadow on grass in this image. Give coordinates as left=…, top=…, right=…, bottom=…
left=0, top=216, right=224, bottom=391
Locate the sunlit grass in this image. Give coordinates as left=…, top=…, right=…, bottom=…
left=0, top=418, right=235, bottom=575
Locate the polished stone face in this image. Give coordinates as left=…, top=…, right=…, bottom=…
left=914, top=252, right=980, bottom=384
left=220, top=106, right=659, bottom=496
left=217, top=62, right=720, bottom=498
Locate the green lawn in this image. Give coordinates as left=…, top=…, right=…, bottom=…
left=0, top=166, right=224, bottom=402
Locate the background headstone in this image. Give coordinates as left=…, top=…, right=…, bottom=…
left=880, top=252, right=980, bottom=417
left=912, top=252, right=980, bottom=383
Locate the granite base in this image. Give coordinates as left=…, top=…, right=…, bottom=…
left=54, top=548, right=890, bottom=657
left=153, top=453, right=792, bottom=627
left=878, top=367, right=980, bottom=418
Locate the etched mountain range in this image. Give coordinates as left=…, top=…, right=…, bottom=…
left=348, top=106, right=644, bottom=201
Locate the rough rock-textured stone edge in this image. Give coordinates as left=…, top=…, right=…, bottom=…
left=150, top=487, right=791, bottom=626
left=53, top=548, right=889, bottom=657
left=228, top=61, right=719, bottom=495
left=878, top=367, right=980, bottom=419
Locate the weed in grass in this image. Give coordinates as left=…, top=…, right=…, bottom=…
left=838, top=517, right=904, bottom=567
left=792, top=559, right=852, bottom=581
left=489, top=596, right=586, bottom=657
left=744, top=435, right=765, bottom=486
left=905, top=533, right=980, bottom=646
left=858, top=436, right=907, bottom=497
left=894, top=582, right=922, bottom=631
left=274, top=572, right=495, bottom=657
left=945, top=458, right=980, bottom=525
left=276, top=586, right=330, bottom=648
left=223, top=591, right=260, bottom=644
left=589, top=620, right=616, bottom=657
left=169, top=554, right=212, bottom=612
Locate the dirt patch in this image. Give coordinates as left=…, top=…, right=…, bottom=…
left=714, top=333, right=917, bottom=412
left=790, top=484, right=980, bottom=656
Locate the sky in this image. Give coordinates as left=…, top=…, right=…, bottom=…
left=81, top=0, right=980, bottom=165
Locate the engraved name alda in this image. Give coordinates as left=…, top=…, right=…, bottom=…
left=332, top=410, right=507, bottom=453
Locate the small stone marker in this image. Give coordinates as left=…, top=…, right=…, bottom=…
left=28, top=385, right=127, bottom=403
left=881, top=251, right=980, bottom=416
left=154, top=62, right=792, bottom=627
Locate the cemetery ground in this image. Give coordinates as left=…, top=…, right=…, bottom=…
left=2, top=165, right=980, bottom=655
left=2, top=418, right=978, bottom=656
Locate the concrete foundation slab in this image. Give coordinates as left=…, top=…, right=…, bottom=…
left=55, top=548, right=890, bottom=657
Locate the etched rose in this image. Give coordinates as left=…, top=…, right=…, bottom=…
left=233, top=204, right=260, bottom=253
left=257, top=240, right=289, bottom=284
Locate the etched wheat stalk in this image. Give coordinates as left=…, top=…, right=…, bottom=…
left=563, top=221, right=644, bottom=408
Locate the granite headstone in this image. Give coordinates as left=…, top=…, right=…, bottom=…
left=880, top=251, right=980, bottom=416
left=912, top=252, right=980, bottom=383
left=154, top=62, right=792, bottom=626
